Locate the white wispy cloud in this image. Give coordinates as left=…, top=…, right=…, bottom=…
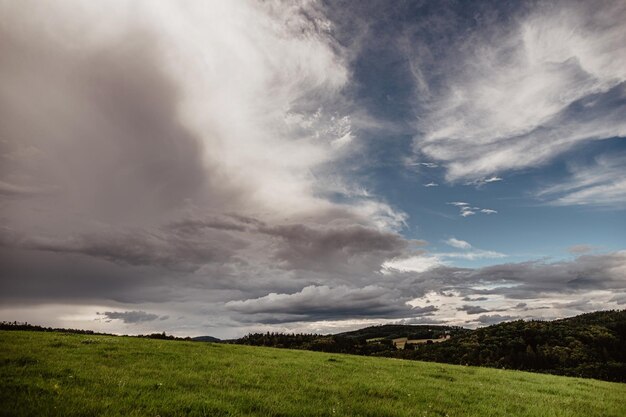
left=382, top=254, right=443, bottom=273
left=442, top=237, right=505, bottom=260
left=447, top=202, right=497, bottom=217
left=412, top=0, right=626, bottom=182
left=446, top=237, right=472, bottom=249
left=466, top=176, right=503, bottom=187
left=538, top=153, right=626, bottom=207
left=437, top=250, right=506, bottom=261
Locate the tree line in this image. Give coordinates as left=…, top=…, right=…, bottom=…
left=231, top=310, right=626, bottom=382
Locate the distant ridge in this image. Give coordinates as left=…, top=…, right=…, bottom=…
left=232, top=310, right=626, bottom=382
left=191, top=335, right=221, bottom=342
left=403, top=309, right=626, bottom=381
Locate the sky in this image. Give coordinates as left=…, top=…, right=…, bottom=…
left=0, top=0, right=625, bottom=338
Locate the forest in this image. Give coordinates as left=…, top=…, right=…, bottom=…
left=233, top=310, right=626, bottom=382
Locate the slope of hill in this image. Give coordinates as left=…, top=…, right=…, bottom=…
left=402, top=310, right=626, bottom=382
left=232, top=310, right=626, bottom=382
left=1, top=330, right=625, bottom=417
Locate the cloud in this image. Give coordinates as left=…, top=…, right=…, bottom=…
left=396, top=317, right=447, bottom=325
left=462, top=296, right=488, bottom=302
left=567, top=244, right=594, bottom=254
left=257, top=223, right=411, bottom=273
left=0, top=181, right=55, bottom=198
left=225, top=285, right=429, bottom=323
left=466, top=176, right=503, bottom=187
left=0, top=1, right=410, bottom=302
left=446, top=238, right=472, bottom=249
left=382, top=254, right=442, bottom=273
left=538, top=153, right=626, bottom=207
left=610, top=294, right=626, bottom=305
left=456, top=251, right=626, bottom=298
left=457, top=305, right=490, bottom=315
left=0, top=0, right=411, bottom=231
left=8, top=226, right=246, bottom=273
left=437, top=251, right=506, bottom=261
left=447, top=202, right=498, bottom=217
left=97, top=311, right=161, bottom=324
left=411, top=0, right=626, bottom=182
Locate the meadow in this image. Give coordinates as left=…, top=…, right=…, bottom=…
left=1, top=330, right=625, bottom=417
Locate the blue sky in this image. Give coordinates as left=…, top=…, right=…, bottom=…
left=361, top=135, right=626, bottom=267
left=0, top=0, right=624, bottom=338
left=325, top=0, right=626, bottom=268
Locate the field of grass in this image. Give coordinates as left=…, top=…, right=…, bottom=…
left=1, top=331, right=625, bottom=417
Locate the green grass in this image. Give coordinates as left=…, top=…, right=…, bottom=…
left=1, top=331, right=625, bottom=417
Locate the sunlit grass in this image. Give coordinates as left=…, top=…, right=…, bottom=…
left=1, top=330, right=624, bottom=417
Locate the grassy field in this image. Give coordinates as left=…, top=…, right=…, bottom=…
left=1, top=331, right=625, bottom=417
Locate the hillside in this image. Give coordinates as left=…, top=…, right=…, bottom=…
left=233, top=310, right=626, bottom=382
left=401, top=310, right=626, bottom=382
left=1, top=330, right=625, bottom=417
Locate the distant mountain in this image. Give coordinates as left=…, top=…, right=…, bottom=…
left=191, top=335, right=221, bottom=343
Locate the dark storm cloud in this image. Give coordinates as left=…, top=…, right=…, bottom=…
left=97, top=311, right=161, bottom=324
left=462, top=296, right=488, bottom=302
left=167, top=215, right=257, bottom=234
left=0, top=181, right=54, bottom=198
left=383, top=252, right=626, bottom=314
left=0, top=246, right=179, bottom=304
left=2, top=226, right=245, bottom=273
left=0, top=21, right=215, bottom=225
left=449, top=251, right=626, bottom=298
left=225, top=285, right=436, bottom=323
left=5, top=213, right=411, bottom=276
left=168, top=214, right=413, bottom=275
left=457, top=305, right=489, bottom=315
left=257, top=223, right=411, bottom=272
left=0, top=207, right=417, bottom=311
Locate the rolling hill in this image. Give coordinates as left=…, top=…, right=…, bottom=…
left=1, top=330, right=625, bottom=417
left=233, top=310, right=626, bottom=382
left=402, top=310, right=626, bottom=382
